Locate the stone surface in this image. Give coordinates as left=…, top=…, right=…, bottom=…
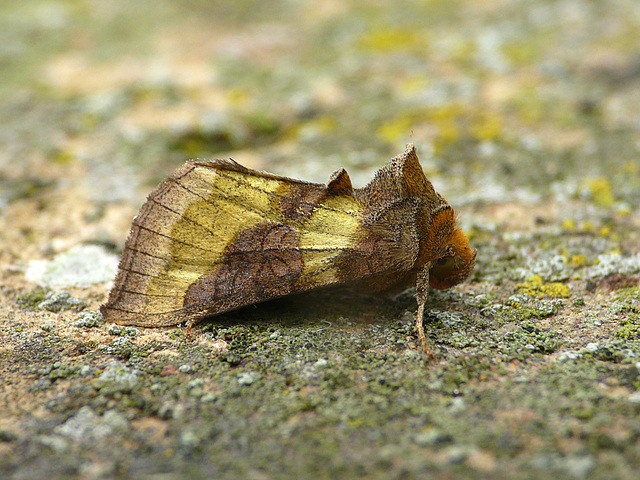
left=1, top=1, right=640, bottom=479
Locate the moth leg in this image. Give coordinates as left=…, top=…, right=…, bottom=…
left=184, top=316, right=200, bottom=339
left=416, top=267, right=435, bottom=360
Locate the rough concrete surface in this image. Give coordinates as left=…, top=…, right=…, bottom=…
left=1, top=1, right=640, bottom=479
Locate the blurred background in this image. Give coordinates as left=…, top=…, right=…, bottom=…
left=1, top=0, right=639, bottom=257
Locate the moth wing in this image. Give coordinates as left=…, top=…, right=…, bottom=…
left=101, top=160, right=367, bottom=326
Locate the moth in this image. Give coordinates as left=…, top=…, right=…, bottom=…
left=101, top=144, right=476, bottom=357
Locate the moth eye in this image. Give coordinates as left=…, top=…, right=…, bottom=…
left=436, top=246, right=455, bottom=265
left=436, top=256, right=451, bottom=266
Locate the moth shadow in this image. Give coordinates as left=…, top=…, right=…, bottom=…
left=198, top=287, right=402, bottom=330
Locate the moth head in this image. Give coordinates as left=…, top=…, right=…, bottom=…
left=429, top=228, right=477, bottom=290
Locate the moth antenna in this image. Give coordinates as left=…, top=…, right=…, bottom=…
left=431, top=203, right=453, bottom=217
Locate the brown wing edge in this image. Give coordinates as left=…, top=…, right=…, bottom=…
left=100, top=305, right=200, bottom=327
left=100, top=162, right=204, bottom=326
left=192, top=158, right=326, bottom=188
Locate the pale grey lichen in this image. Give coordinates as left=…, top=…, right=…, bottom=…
left=179, top=364, right=195, bottom=373
left=107, top=324, right=138, bottom=336
left=628, top=392, right=640, bottom=404
left=313, top=358, right=329, bottom=369
left=514, top=253, right=571, bottom=282
left=54, top=406, right=128, bottom=442
left=95, top=360, right=140, bottom=392
left=73, top=310, right=103, bottom=328
left=466, top=292, right=494, bottom=309
left=556, top=351, right=582, bottom=362
left=585, top=252, right=640, bottom=279
left=25, top=244, right=118, bottom=288
left=429, top=310, right=466, bottom=327
left=238, top=372, right=261, bottom=386
left=38, top=291, right=86, bottom=312
left=479, top=303, right=508, bottom=318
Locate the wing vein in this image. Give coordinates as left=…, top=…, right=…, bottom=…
left=132, top=222, right=211, bottom=252
left=120, top=288, right=183, bottom=298
left=145, top=196, right=219, bottom=237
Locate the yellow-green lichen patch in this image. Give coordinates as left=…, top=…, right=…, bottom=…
left=15, top=287, right=51, bottom=310
left=615, top=315, right=640, bottom=340
left=376, top=115, right=416, bottom=144
left=585, top=177, right=615, bottom=208
left=570, top=254, right=587, bottom=267
left=615, top=286, right=640, bottom=300
left=376, top=103, right=506, bottom=152
left=356, top=27, right=428, bottom=54
left=517, top=275, right=571, bottom=298
left=469, top=110, right=504, bottom=142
